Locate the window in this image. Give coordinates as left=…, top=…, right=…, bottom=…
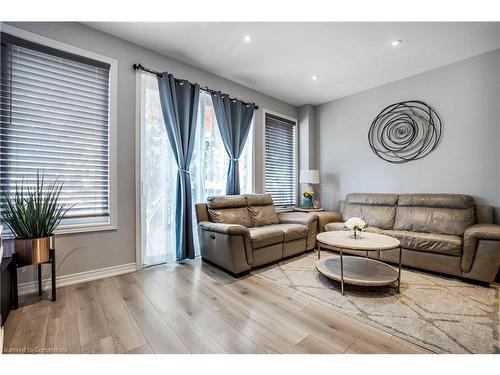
left=191, top=91, right=231, bottom=200
left=139, top=72, right=254, bottom=266
left=191, top=91, right=254, bottom=201
left=264, top=112, right=297, bottom=208
left=0, top=30, right=116, bottom=231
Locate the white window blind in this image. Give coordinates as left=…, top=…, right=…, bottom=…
left=264, top=112, right=297, bottom=208
left=0, top=33, right=111, bottom=222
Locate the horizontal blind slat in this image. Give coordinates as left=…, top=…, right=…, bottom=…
left=0, top=121, right=109, bottom=139
left=0, top=115, right=109, bottom=134
left=4, top=95, right=110, bottom=119
left=1, top=80, right=109, bottom=106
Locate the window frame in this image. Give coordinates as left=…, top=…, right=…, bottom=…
left=262, top=108, right=298, bottom=211
left=0, top=24, right=118, bottom=236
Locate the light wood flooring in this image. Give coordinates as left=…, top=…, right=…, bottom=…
left=3, top=258, right=431, bottom=354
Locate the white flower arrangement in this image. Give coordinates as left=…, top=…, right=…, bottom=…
left=344, top=217, right=367, bottom=233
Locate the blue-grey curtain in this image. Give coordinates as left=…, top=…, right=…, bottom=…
left=211, top=93, right=255, bottom=195
left=157, top=73, right=200, bottom=260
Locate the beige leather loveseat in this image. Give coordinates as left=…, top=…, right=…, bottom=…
left=324, top=193, right=500, bottom=283
left=195, top=194, right=318, bottom=275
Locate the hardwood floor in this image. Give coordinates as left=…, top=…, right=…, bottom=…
left=2, top=258, right=431, bottom=354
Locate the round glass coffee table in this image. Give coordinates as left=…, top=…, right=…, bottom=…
left=316, top=231, right=401, bottom=295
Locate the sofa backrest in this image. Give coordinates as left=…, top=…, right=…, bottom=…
left=245, top=194, right=279, bottom=227
left=394, top=194, right=475, bottom=236
left=205, top=193, right=278, bottom=228
left=342, top=193, right=398, bottom=230
left=342, top=192, right=477, bottom=236
left=206, top=195, right=251, bottom=227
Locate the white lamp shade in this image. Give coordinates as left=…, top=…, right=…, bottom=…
left=300, top=169, right=320, bottom=184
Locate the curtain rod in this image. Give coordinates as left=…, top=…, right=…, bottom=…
left=133, top=63, right=259, bottom=110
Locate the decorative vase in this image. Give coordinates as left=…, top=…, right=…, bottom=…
left=14, top=236, right=54, bottom=265
left=302, top=197, right=312, bottom=208
left=350, top=228, right=362, bottom=239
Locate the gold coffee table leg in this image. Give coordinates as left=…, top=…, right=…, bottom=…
left=317, top=243, right=321, bottom=259
left=397, top=246, right=402, bottom=292
left=340, top=247, right=344, bottom=295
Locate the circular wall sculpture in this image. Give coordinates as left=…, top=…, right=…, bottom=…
left=368, top=100, right=443, bottom=164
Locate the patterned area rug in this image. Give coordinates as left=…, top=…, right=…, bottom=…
left=253, top=253, right=499, bottom=354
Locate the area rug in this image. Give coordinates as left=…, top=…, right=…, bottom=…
left=252, top=253, right=499, bottom=354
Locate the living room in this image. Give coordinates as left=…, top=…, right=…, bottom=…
left=0, top=0, right=499, bottom=372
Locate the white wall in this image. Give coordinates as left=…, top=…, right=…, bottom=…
left=4, top=22, right=298, bottom=282
left=298, top=105, right=318, bottom=199
left=316, top=49, right=500, bottom=223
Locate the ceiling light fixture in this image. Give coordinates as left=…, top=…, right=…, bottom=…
left=244, top=35, right=252, bottom=42
left=390, top=39, right=403, bottom=47
left=312, top=75, right=318, bottom=81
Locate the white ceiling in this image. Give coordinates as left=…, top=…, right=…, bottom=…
left=84, top=22, right=500, bottom=106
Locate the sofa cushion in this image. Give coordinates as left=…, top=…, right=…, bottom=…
left=342, top=193, right=398, bottom=230
left=345, top=193, right=399, bottom=206
left=248, top=205, right=280, bottom=227
left=246, top=194, right=279, bottom=227
left=395, top=194, right=475, bottom=236
left=207, top=195, right=247, bottom=209
left=383, top=230, right=463, bottom=256
left=324, top=222, right=384, bottom=234
left=207, top=195, right=251, bottom=227
left=252, top=243, right=283, bottom=267
left=208, top=207, right=251, bottom=227
left=269, top=223, right=309, bottom=242
left=248, top=226, right=284, bottom=249
left=397, top=193, right=474, bottom=209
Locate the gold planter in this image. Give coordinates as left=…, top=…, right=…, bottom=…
left=15, top=236, right=54, bottom=265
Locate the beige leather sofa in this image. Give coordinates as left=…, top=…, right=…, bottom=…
left=324, top=193, right=500, bottom=283
left=195, top=194, right=318, bottom=276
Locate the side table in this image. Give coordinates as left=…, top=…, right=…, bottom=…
left=293, top=207, right=325, bottom=212
left=12, top=248, right=56, bottom=309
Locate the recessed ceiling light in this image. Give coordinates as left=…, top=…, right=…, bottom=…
left=390, top=39, right=403, bottom=47
left=244, top=35, right=252, bottom=42
left=312, top=75, right=318, bottom=81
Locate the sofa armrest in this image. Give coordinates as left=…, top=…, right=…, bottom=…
left=198, top=221, right=249, bottom=236
left=278, top=212, right=318, bottom=250
left=316, top=211, right=342, bottom=232
left=462, top=224, right=500, bottom=275
left=278, top=212, right=318, bottom=226
left=464, top=224, right=500, bottom=241
left=198, top=221, right=252, bottom=273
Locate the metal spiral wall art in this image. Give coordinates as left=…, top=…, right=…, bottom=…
left=368, top=100, right=443, bottom=164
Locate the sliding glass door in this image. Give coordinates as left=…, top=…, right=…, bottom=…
left=190, top=91, right=254, bottom=252
left=139, top=72, right=254, bottom=267
left=139, top=73, right=178, bottom=266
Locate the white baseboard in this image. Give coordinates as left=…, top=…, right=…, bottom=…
left=17, top=263, right=137, bottom=296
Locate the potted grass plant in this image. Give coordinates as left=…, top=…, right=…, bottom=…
left=0, top=172, right=72, bottom=265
